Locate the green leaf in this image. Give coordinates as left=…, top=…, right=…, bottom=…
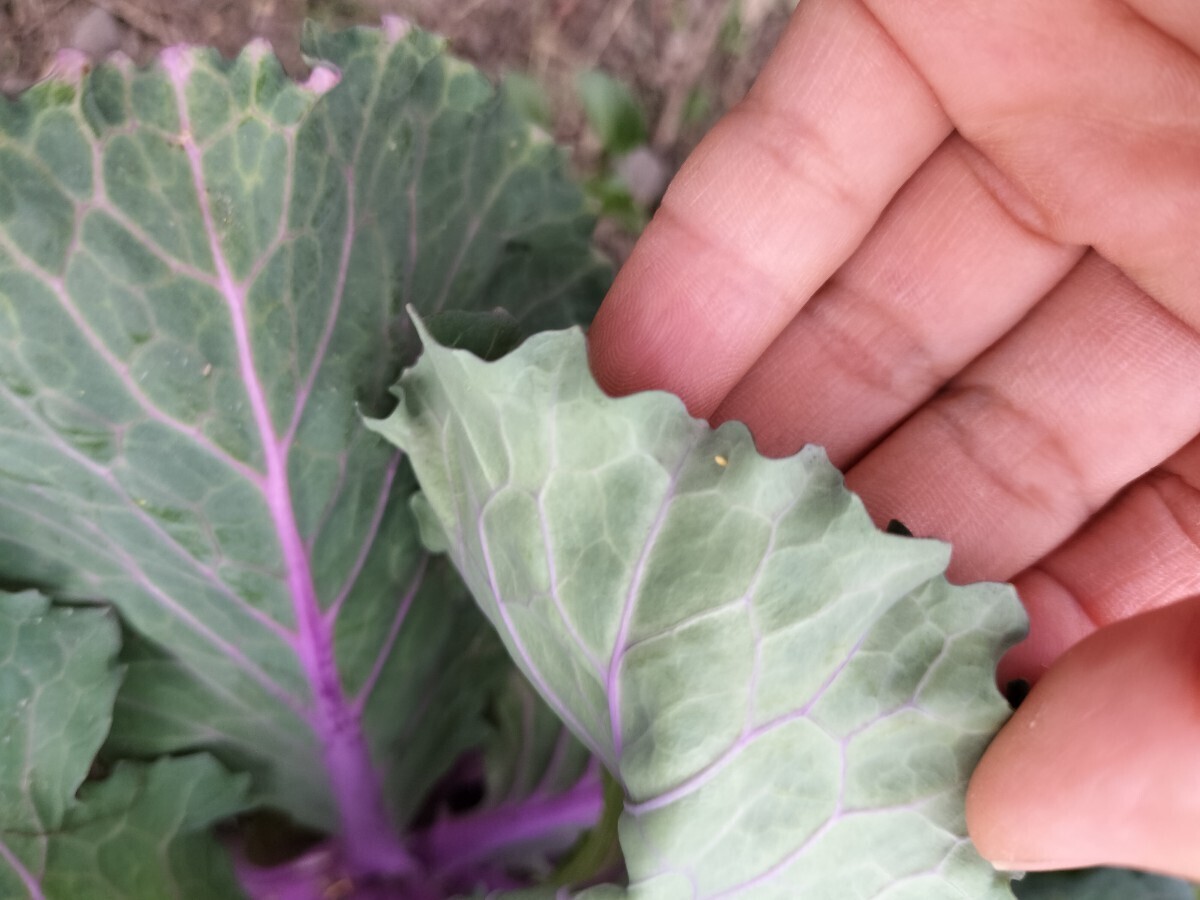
left=423, top=308, right=526, bottom=362
left=550, top=770, right=624, bottom=888
left=0, top=591, right=247, bottom=899
left=0, top=592, right=122, bottom=891
left=502, top=71, right=553, bottom=130
left=583, top=173, right=649, bottom=234
left=369, top=322, right=1029, bottom=898
left=576, top=70, right=648, bottom=156
left=1014, top=868, right=1198, bottom=899
left=485, top=671, right=595, bottom=807
left=37, top=757, right=249, bottom=900
left=0, top=19, right=606, bottom=889
left=681, top=87, right=713, bottom=130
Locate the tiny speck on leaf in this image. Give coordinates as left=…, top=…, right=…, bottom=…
left=714, top=455, right=728, bottom=467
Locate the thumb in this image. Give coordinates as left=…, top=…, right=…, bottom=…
left=966, top=595, right=1200, bottom=881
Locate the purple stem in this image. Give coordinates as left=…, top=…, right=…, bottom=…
left=163, top=48, right=414, bottom=877
left=414, top=770, right=605, bottom=877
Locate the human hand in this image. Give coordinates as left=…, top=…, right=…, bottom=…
left=587, top=0, right=1200, bottom=881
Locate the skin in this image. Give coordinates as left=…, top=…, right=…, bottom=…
left=588, top=0, right=1200, bottom=881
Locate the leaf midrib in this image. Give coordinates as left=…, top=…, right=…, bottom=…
left=164, top=47, right=409, bottom=869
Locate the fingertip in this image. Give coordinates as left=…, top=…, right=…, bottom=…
left=968, top=597, right=1200, bottom=881
left=587, top=248, right=688, bottom=402
left=587, top=214, right=764, bottom=415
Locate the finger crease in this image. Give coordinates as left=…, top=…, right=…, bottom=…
left=808, top=279, right=943, bottom=401
left=1027, top=561, right=1107, bottom=632
left=1145, top=470, right=1200, bottom=556
left=947, top=138, right=1071, bottom=248
left=653, top=198, right=795, bottom=309
left=931, top=382, right=1095, bottom=523
left=725, top=98, right=873, bottom=227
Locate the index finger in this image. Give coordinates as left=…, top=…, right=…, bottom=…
left=588, top=0, right=950, bottom=417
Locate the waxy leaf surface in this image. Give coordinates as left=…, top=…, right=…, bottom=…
left=0, top=19, right=606, bottom=885
left=371, top=324, right=1028, bottom=898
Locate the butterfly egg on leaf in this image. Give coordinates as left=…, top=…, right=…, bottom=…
left=714, top=455, right=728, bottom=467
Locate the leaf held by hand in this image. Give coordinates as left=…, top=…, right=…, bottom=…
left=370, top=321, right=1029, bottom=898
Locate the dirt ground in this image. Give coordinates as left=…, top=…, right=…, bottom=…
left=0, top=0, right=794, bottom=258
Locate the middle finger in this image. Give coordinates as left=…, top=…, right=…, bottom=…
left=713, top=135, right=1082, bottom=465
left=848, top=253, right=1200, bottom=583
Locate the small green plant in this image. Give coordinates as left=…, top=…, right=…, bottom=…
left=576, top=68, right=654, bottom=232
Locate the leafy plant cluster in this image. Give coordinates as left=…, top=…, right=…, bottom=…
left=0, top=21, right=1192, bottom=899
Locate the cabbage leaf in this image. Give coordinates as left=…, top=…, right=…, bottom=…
left=0, top=591, right=247, bottom=899
left=0, top=21, right=606, bottom=893
left=370, top=321, right=1029, bottom=898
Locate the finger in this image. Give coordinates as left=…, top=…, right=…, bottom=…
left=967, top=596, right=1200, bottom=880
left=712, top=136, right=1082, bottom=465
left=1001, top=435, right=1200, bottom=682
left=845, top=253, right=1200, bottom=583
left=588, top=0, right=950, bottom=417
left=1125, top=0, right=1200, bottom=52
left=866, top=0, right=1200, bottom=333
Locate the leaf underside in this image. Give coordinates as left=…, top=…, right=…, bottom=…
left=370, top=322, right=1029, bottom=899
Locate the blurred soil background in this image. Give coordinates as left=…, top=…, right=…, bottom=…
left=0, top=0, right=795, bottom=262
